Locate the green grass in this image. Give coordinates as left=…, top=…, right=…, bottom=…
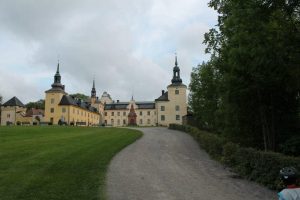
left=0, top=126, right=142, bottom=200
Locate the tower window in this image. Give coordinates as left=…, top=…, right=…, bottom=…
left=161, top=115, right=165, bottom=121
left=175, top=105, right=180, bottom=111
left=140, top=111, right=143, bottom=116
left=176, top=115, right=180, bottom=120
left=51, top=98, right=55, bottom=104
left=112, top=112, right=114, bottom=116
left=50, top=108, right=54, bottom=113
left=161, top=106, right=165, bottom=111
left=147, top=111, right=150, bottom=115
left=62, top=107, right=66, bottom=113
left=175, top=90, right=179, bottom=95
left=105, top=112, right=107, bottom=116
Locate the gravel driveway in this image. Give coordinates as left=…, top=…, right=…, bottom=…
left=106, top=127, right=276, bottom=200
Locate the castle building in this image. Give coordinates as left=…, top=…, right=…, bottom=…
left=44, top=63, right=100, bottom=126
left=43, top=56, right=187, bottom=127
left=0, top=96, right=27, bottom=125
left=101, top=56, right=187, bottom=127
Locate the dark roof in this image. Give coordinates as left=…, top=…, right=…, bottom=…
left=58, top=95, right=98, bottom=113
left=136, top=102, right=155, bottom=109
left=45, top=87, right=67, bottom=94
left=105, top=102, right=129, bottom=110
left=25, top=108, right=44, bottom=117
left=155, top=91, right=169, bottom=101
left=2, top=96, right=25, bottom=107
left=168, top=83, right=187, bottom=87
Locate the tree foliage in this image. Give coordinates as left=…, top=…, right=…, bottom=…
left=26, top=99, right=45, bottom=110
left=189, top=0, right=300, bottom=152
left=70, top=93, right=89, bottom=101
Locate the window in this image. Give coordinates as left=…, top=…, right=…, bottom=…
left=117, top=112, right=120, bottom=116
left=123, top=112, right=126, bottom=116
left=104, top=120, right=107, bottom=124
left=175, top=105, right=180, bottom=111
left=62, top=107, right=66, bottom=113
left=175, top=90, right=179, bottom=95
left=176, top=115, right=180, bottom=120
left=7, top=114, right=10, bottom=118
left=111, top=119, right=114, bottom=125
left=123, top=119, right=126, bottom=125
left=161, top=106, right=165, bottom=111
left=105, top=112, right=107, bottom=116
left=140, top=119, right=143, bottom=124
left=50, top=108, right=54, bottom=113
left=147, top=119, right=150, bottom=124
left=117, top=119, right=120, bottom=125
left=161, top=115, right=165, bottom=121
left=140, top=111, right=142, bottom=116
left=51, top=98, right=55, bottom=104
left=112, top=112, right=114, bottom=116
left=147, top=111, right=150, bottom=115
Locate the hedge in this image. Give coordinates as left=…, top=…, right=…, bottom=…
left=169, top=124, right=300, bottom=190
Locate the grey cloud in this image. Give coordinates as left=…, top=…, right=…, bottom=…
left=0, top=0, right=217, bottom=103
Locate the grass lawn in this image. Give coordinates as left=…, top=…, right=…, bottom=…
left=0, top=126, right=142, bottom=200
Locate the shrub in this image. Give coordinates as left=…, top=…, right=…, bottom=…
left=169, top=124, right=300, bottom=190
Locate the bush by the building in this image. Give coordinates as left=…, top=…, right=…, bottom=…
left=169, top=124, right=300, bottom=190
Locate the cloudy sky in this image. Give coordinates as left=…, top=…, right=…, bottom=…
left=0, top=0, right=217, bottom=104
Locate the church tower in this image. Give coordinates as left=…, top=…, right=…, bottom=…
left=91, top=79, right=97, bottom=104
left=44, top=62, right=67, bottom=124
left=155, top=55, right=187, bottom=126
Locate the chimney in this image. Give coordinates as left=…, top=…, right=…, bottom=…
left=162, top=90, right=165, bottom=95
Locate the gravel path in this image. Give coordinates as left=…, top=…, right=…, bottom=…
left=106, top=127, right=276, bottom=200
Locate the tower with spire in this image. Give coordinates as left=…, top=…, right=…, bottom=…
left=44, top=61, right=67, bottom=124
left=91, top=79, right=96, bottom=98
left=171, top=55, right=182, bottom=85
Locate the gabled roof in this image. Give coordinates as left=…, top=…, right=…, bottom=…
left=58, top=95, right=99, bottom=113
left=2, top=96, right=25, bottom=107
left=155, top=91, right=169, bottom=101
left=136, top=102, right=155, bottom=109
left=25, top=108, right=44, bottom=117
left=105, top=103, right=129, bottom=110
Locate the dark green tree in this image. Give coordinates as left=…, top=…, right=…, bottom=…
left=70, top=93, right=89, bottom=101
left=189, top=60, right=223, bottom=131
left=201, top=0, right=300, bottom=151
left=26, top=99, right=45, bottom=110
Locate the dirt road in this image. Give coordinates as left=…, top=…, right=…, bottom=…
left=106, top=127, right=276, bottom=200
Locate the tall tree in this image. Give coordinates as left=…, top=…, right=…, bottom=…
left=189, top=60, right=223, bottom=131
left=202, top=0, right=300, bottom=151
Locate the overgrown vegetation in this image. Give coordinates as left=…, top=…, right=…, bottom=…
left=0, top=126, right=142, bottom=200
left=189, top=0, right=300, bottom=153
left=170, top=124, right=300, bottom=190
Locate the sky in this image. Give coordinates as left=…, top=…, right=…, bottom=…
left=0, top=0, right=217, bottom=104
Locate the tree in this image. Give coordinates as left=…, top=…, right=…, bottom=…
left=201, top=0, right=300, bottom=151
left=189, top=60, right=223, bottom=131
left=70, top=93, right=89, bottom=101
left=26, top=99, right=45, bottom=110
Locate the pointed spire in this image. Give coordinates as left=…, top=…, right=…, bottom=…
left=175, top=53, right=178, bottom=67
left=56, top=60, right=60, bottom=74
left=91, top=78, right=96, bottom=98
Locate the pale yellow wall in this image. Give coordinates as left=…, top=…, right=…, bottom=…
left=103, top=102, right=157, bottom=127
left=44, top=92, right=100, bottom=126
left=156, top=85, right=187, bottom=126
left=44, top=91, right=65, bottom=124
left=0, top=106, right=26, bottom=125
left=58, top=105, right=100, bottom=126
